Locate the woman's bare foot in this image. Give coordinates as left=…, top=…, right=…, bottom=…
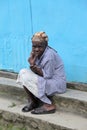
left=42, top=103, right=56, bottom=111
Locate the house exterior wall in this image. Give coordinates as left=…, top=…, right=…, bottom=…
left=0, top=0, right=32, bottom=72
left=0, top=0, right=87, bottom=83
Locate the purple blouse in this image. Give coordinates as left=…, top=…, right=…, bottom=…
left=35, top=46, right=66, bottom=104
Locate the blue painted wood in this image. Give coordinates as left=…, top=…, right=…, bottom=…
left=0, top=0, right=32, bottom=72
left=31, top=0, right=87, bottom=83
left=0, top=0, right=87, bottom=83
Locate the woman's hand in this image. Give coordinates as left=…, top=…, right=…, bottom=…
left=28, top=52, right=38, bottom=66
left=28, top=52, right=43, bottom=77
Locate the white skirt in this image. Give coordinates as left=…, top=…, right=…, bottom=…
left=16, top=69, right=38, bottom=97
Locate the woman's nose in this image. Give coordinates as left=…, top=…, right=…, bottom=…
left=35, top=47, right=39, bottom=51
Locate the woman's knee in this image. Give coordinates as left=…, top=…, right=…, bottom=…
left=19, top=68, right=28, bottom=75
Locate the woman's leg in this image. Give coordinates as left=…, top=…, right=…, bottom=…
left=31, top=94, right=56, bottom=114
left=22, top=85, right=42, bottom=112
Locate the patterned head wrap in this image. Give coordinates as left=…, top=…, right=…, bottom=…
left=31, top=31, right=48, bottom=44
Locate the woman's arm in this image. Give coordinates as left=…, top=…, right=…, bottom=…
left=28, top=52, right=43, bottom=76
left=30, top=65, right=43, bottom=77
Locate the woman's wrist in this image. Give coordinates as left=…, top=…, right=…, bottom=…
left=30, top=64, right=34, bottom=67
left=30, top=64, right=36, bottom=68
left=30, top=64, right=43, bottom=77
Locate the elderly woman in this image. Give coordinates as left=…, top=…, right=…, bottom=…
left=17, top=31, right=66, bottom=114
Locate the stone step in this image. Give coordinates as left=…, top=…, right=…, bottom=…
left=67, top=82, right=87, bottom=92
left=0, top=77, right=87, bottom=118
left=0, top=97, right=87, bottom=130
left=53, top=89, right=87, bottom=118
left=0, top=70, right=87, bottom=92
left=0, top=70, right=18, bottom=79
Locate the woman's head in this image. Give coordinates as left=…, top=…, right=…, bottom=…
left=32, top=31, right=48, bottom=46
left=31, top=31, right=48, bottom=58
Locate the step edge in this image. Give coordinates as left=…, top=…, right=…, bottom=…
left=0, top=108, right=86, bottom=130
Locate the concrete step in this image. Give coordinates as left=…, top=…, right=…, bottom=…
left=0, top=97, right=87, bottom=130
left=54, top=89, right=87, bottom=118
left=67, top=82, right=87, bottom=92
left=0, top=70, right=87, bottom=92
left=0, top=70, right=18, bottom=79
left=0, top=77, right=87, bottom=118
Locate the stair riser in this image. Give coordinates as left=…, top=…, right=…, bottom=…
left=67, top=82, right=87, bottom=92
left=0, top=84, right=27, bottom=102
left=0, top=71, right=17, bottom=79
left=53, top=96, right=87, bottom=118
left=0, top=110, right=76, bottom=130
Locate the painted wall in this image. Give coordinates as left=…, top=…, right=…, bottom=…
left=0, top=0, right=32, bottom=72
left=0, top=0, right=87, bottom=83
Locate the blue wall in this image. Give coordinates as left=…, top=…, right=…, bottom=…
left=0, top=0, right=32, bottom=72
left=0, top=0, right=87, bottom=83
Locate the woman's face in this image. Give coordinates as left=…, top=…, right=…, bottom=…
left=32, top=41, right=46, bottom=58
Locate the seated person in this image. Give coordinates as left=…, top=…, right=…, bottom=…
left=17, top=31, right=66, bottom=114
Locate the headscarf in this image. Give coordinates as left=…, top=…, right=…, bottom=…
left=31, top=31, right=48, bottom=44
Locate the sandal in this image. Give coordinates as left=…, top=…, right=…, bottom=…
left=22, top=105, right=32, bottom=112
left=22, top=102, right=38, bottom=112
left=31, top=106, right=56, bottom=114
